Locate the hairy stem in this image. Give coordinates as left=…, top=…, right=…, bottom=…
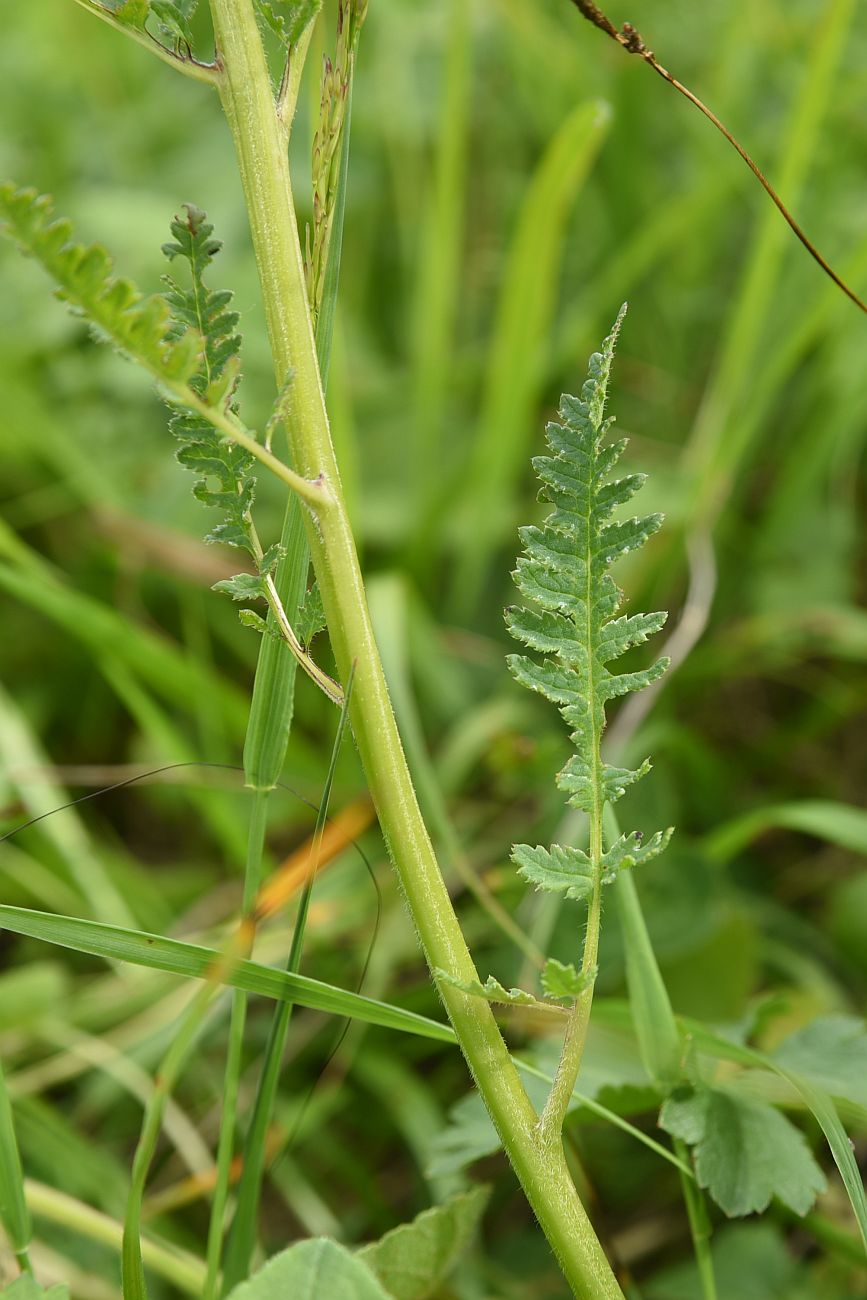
left=206, top=2, right=623, bottom=1294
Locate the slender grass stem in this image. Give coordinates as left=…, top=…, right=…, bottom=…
left=204, top=788, right=269, bottom=1300
left=675, top=1137, right=718, bottom=1300
left=123, top=979, right=222, bottom=1298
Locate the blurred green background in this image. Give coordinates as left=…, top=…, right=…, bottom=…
left=1, top=0, right=866, bottom=1296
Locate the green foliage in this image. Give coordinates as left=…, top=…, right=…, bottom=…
left=0, top=185, right=201, bottom=387
left=0, top=904, right=455, bottom=1044
left=296, top=582, right=326, bottom=646
left=507, top=306, right=671, bottom=898
left=5, top=2, right=867, bottom=1293
left=224, top=1239, right=389, bottom=1300
left=255, top=0, right=322, bottom=47
left=356, top=1186, right=490, bottom=1299
left=102, top=0, right=150, bottom=32
left=511, top=830, right=671, bottom=899
left=659, top=1084, right=826, bottom=1217
left=773, top=1016, right=867, bottom=1108
left=437, top=959, right=594, bottom=1010
left=0, top=1281, right=69, bottom=1300
left=149, top=0, right=198, bottom=44
left=92, top=0, right=198, bottom=44
left=437, top=971, right=552, bottom=1011
left=427, top=1092, right=509, bottom=1179
left=542, top=956, right=593, bottom=1000
left=0, top=1057, right=30, bottom=1270
left=161, top=205, right=257, bottom=574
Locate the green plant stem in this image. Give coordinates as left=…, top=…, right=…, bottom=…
left=179, top=385, right=330, bottom=507
left=206, top=2, right=623, bottom=1295
left=675, top=1137, right=717, bottom=1300
left=539, top=796, right=602, bottom=1143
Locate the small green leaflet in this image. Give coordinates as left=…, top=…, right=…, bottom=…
left=541, top=957, right=593, bottom=1000
left=659, top=1084, right=826, bottom=1217
left=436, top=958, right=594, bottom=1011
left=511, top=829, right=672, bottom=897
left=296, top=583, right=326, bottom=646
left=437, top=971, right=557, bottom=1013
left=103, top=0, right=149, bottom=30
left=150, top=0, right=198, bottom=44
left=162, top=205, right=253, bottom=571
left=357, top=1187, right=490, bottom=1300
left=92, top=1, right=199, bottom=47
left=255, top=0, right=322, bottom=47
left=511, top=843, right=593, bottom=900
left=224, top=1238, right=388, bottom=1300
left=213, top=573, right=267, bottom=603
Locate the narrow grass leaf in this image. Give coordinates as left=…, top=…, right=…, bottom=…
left=607, top=808, right=681, bottom=1089
left=706, top=800, right=867, bottom=864
left=0, top=905, right=453, bottom=1044
left=455, top=98, right=611, bottom=606
left=0, top=1057, right=31, bottom=1273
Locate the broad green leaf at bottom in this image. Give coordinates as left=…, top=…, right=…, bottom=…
left=357, top=1186, right=490, bottom=1300
left=224, top=1239, right=389, bottom=1300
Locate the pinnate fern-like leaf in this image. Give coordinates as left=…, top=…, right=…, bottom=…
left=508, top=305, right=672, bottom=899
left=0, top=184, right=202, bottom=385
left=160, top=204, right=283, bottom=615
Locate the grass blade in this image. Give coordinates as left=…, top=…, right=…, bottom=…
left=706, top=800, right=867, bottom=864
left=452, top=97, right=611, bottom=610
left=0, top=1056, right=32, bottom=1275
left=0, top=905, right=453, bottom=1044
